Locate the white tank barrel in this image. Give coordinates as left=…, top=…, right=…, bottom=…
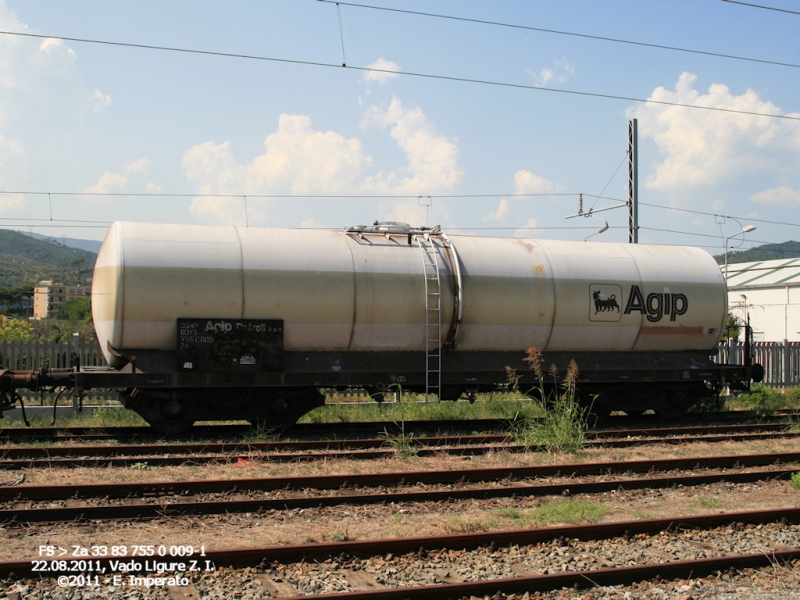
left=92, top=222, right=727, bottom=367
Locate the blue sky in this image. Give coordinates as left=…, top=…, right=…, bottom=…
left=0, top=0, right=799, bottom=254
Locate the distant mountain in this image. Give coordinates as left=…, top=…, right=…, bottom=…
left=26, top=232, right=103, bottom=254
left=0, top=230, right=96, bottom=288
left=714, top=240, right=800, bottom=265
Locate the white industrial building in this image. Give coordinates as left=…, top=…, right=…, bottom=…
left=724, top=258, right=800, bottom=343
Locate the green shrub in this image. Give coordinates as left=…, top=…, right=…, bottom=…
left=735, top=384, right=788, bottom=416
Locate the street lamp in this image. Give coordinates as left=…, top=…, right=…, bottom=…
left=724, top=225, right=756, bottom=280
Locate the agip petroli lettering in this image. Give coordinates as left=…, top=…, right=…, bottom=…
left=623, top=284, right=688, bottom=323
left=204, top=320, right=281, bottom=334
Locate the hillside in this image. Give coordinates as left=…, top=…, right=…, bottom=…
left=0, top=230, right=96, bottom=288
left=713, top=240, right=800, bottom=265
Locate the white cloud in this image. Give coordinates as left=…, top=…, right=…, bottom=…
left=529, top=58, right=574, bottom=87
left=182, top=117, right=369, bottom=223
left=124, top=156, right=151, bottom=175
left=0, top=132, right=26, bottom=167
left=34, top=37, right=77, bottom=70
left=384, top=202, right=430, bottom=227
left=514, top=169, right=564, bottom=195
left=182, top=141, right=246, bottom=195
left=484, top=198, right=510, bottom=222
left=361, top=58, right=400, bottom=85
left=514, top=217, right=539, bottom=238
left=752, top=185, right=800, bottom=207
left=299, top=217, right=327, bottom=228
left=183, top=101, right=462, bottom=224
left=78, top=157, right=155, bottom=196
left=627, top=72, right=800, bottom=191
left=79, top=172, right=127, bottom=194
left=189, top=197, right=247, bottom=226
left=360, top=97, right=462, bottom=194
left=88, top=89, right=111, bottom=113
left=249, top=114, right=369, bottom=194
left=0, top=1, right=110, bottom=198
left=145, top=182, right=162, bottom=194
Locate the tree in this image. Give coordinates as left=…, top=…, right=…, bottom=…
left=723, top=312, right=741, bottom=342
left=58, top=298, right=92, bottom=322
left=71, top=258, right=86, bottom=276
left=0, top=315, right=36, bottom=342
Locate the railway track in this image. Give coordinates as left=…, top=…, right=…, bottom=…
left=2, top=435, right=797, bottom=598
left=2, top=507, right=798, bottom=598
left=1, top=451, right=795, bottom=525
left=0, top=422, right=797, bottom=469
left=1, top=409, right=795, bottom=443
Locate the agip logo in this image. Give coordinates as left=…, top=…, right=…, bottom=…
left=623, top=285, right=688, bottom=322
left=589, top=284, right=622, bottom=322
left=589, top=284, right=688, bottom=323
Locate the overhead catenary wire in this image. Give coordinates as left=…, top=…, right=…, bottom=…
left=721, top=0, right=800, bottom=16
left=0, top=30, right=798, bottom=122
left=320, top=0, right=800, bottom=70
left=3, top=191, right=800, bottom=233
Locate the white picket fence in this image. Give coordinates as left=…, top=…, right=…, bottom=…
left=0, top=339, right=110, bottom=405
left=717, top=338, right=800, bottom=388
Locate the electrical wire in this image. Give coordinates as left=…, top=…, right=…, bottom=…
left=3, top=191, right=800, bottom=231
left=320, top=0, right=800, bottom=70
left=0, top=190, right=577, bottom=199
left=721, top=0, right=800, bottom=16
left=638, top=201, right=800, bottom=229
left=588, top=152, right=628, bottom=213
left=0, top=29, right=798, bottom=122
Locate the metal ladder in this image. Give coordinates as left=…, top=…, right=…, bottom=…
left=417, top=234, right=441, bottom=402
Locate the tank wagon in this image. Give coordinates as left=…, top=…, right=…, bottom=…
left=0, top=221, right=762, bottom=432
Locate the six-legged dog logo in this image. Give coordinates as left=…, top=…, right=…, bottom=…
left=592, top=290, right=620, bottom=314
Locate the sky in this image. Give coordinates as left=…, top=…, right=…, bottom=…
left=0, top=0, right=799, bottom=255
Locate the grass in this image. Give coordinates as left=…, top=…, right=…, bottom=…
left=2, top=405, right=148, bottom=429
left=301, top=392, right=531, bottom=424
left=792, top=473, right=800, bottom=490
left=444, top=499, right=610, bottom=533
left=511, top=348, right=588, bottom=454
left=697, top=497, right=723, bottom=509
left=530, top=498, right=611, bottom=525
left=378, top=388, right=419, bottom=460
left=727, top=384, right=799, bottom=416
left=129, top=461, right=158, bottom=470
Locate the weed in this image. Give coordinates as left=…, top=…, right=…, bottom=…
left=688, top=392, right=726, bottom=413
left=531, top=498, right=610, bottom=525
left=632, top=510, right=654, bottom=520
left=129, top=461, right=157, bottom=470
left=791, top=473, right=800, bottom=490
left=299, top=391, right=534, bottom=425
left=733, top=384, right=789, bottom=416
left=379, top=386, right=418, bottom=460
left=697, top=497, right=722, bottom=509
left=513, top=349, right=588, bottom=454
left=492, top=507, right=528, bottom=526
left=328, top=530, right=352, bottom=542
left=242, top=421, right=281, bottom=443
left=443, top=516, right=489, bottom=534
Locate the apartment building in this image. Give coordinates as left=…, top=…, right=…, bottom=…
left=32, top=280, right=91, bottom=320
